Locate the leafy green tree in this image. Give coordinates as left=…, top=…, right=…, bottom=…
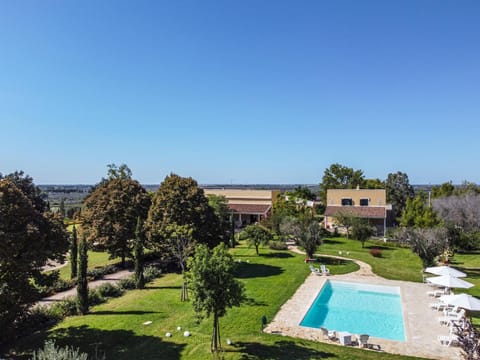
left=161, top=223, right=194, bottom=301
left=134, top=217, right=145, bottom=289
left=0, top=178, right=69, bottom=343
left=207, top=194, right=233, bottom=246
left=147, top=174, right=221, bottom=249
left=280, top=214, right=323, bottom=258
left=242, top=224, right=273, bottom=255
left=290, top=186, right=316, bottom=201
left=400, top=196, right=440, bottom=228
left=59, top=198, right=66, bottom=218
left=185, top=244, right=245, bottom=353
left=431, top=182, right=455, bottom=199
left=365, top=178, right=385, bottom=189
left=395, top=227, right=449, bottom=267
left=82, top=165, right=151, bottom=267
left=351, top=220, right=375, bottom=247
left=77, top=233, right=89, bottom=315
left=319, top=163, right=365, bottom=203
left=386, top=171, right=414, bottom=222
left=0, top=171, right=47, bottom=212
left=333, top=209, right=359, bottom=238
left=70, top=225, right=78, bottom=279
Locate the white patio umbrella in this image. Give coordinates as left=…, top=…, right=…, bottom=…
left=439, top=293, right=480, bottom=311
left=426, top=275, right=474, bottom=289
left=424, top=265, right=467, bottom=278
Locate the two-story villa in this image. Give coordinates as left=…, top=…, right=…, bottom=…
left=324, top=187, right=393, bottom=236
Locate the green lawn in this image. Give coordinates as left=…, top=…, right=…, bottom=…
left=54, top=251, right=122, bottom=280
left=10, top=244, right=425, bottom=360
left=318, top=237, right=424, bottom=282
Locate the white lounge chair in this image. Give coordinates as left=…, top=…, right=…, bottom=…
left=309, top=265, right=322, bottom=276
left=429, top=302, right=452, bottom=311
left=438, top=309, right=465, bottom=326
left=438, top=333, right=459, bottom=346
left=320, top=327, right=336, bottom=341
left=358, top=334, right=369, bottom=348
left=320, top=264, right=330, bottom=276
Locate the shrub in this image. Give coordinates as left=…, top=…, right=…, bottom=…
left=96, top=283, right=124, bottom=298
left=88, top=289, right=104, bottom=306
left=87, top=268, right=106, bottom=280
left=33, top=340, right=89, bottom=360
left=269, top=241, right=288, bottom=250
left=50, top=297, right=79, bottom=317
left=143, top=266, right=162, bottom=283
left=117, top=277, right=136, bottom=290
left=370, top=248, right=382, bottom=258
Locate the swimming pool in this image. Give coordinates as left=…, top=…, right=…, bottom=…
left=300, top=280, right=405, bottom=341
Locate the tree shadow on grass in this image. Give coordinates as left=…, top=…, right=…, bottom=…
left=364, top=245, right=394, bottom=251
left=322, top=239, right=344, bottom=245
left=232, top=340, right=335, bottom=360
left=145, top=285, right=182, bottom=290
left=11, top=325, right=186, bottom=360
left=91, top=310, right=160, bottom=316
left=316, top=257, right=351, bottom=266
left=260, top=252, right=294, bottom=259
left=462, top=268, right=480, bottom=278
left=234, top=263, right=284, bottom=279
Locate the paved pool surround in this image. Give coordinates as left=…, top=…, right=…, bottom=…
left=263, top=250, right=461, bottom=360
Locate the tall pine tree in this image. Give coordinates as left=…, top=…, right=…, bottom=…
left=77, top=233, right=89, bottom=314
left=134, top=217, right=145, bottom=289
left=70, top=225, right=78, bottom=279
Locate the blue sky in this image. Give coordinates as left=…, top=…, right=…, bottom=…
left=1, top=0, right=479, bottom=185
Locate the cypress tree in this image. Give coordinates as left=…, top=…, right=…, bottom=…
left=70, top=225, right=78, bottom=279
left=77, top=233, right=89, bottom=314
left=134, top=217, right=145, bottom=289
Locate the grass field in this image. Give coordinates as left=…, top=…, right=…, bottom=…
left=317, top=237, right=424, bottom=282
left=53, top=251, right=122, bottom=280
left=10, top=243, right=426, bottom=360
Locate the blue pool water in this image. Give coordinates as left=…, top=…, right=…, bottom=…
left=300, top=280, right=405, bottom=341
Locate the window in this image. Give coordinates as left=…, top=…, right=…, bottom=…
left=360, top=198, right=369, bottom=206
left=341, top=198, right=353, bottom=206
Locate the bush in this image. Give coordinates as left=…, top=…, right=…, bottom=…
left=33, top=339, right=89, bottom=360
left=269, top=241, right=288, bottom=250
left=117, top=277, right=136, bottom=290
left=370, top=248, right=383, bottom=258
left=50, top=297, right=79, bottom=317
left=96, top=282, right=124, bottom=298
left=88, top=289, right=104, bottom=306
left=87, top=268, right=106, bottom=280
left=143, top=266, right=162, bottom=283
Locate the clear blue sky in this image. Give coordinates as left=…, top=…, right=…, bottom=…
left=1, top=0, right=479, bottom=185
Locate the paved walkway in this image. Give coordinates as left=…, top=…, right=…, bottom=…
left=263, top=245, right=461, bottom=360
left=36, top=269, right=133, bottom=308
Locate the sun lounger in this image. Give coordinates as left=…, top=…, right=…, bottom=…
left=358, top=334, right=369, bottom=348
left=320, top=327, right=336, bottom=341
left=309, top=265, right=322, bottom=276
left=320, top=264, right=330, bottom=276
left=438, top=333, right=459, bottom=346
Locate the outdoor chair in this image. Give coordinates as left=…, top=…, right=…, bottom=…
left=320, top=327, right=336, bottom=341
left=438, top=333, right=460, bottom=347
left=358, top=334, right=369, bottom=348
left=309, top=265, right=322, bottom=276
left=320, top=264, right=330, bottom=276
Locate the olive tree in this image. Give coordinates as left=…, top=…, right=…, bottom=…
left=185, top=244, right=245, bottom=353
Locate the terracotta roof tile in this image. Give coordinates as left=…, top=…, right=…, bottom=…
left=228, top=204, right=271, bottom=214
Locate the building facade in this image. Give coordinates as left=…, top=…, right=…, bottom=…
left=324, top=188, right=392, bottom=236
left=203, top=189, right=280, bottom=228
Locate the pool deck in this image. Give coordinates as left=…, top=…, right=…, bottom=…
left=263, top=249, right=461, bottom=360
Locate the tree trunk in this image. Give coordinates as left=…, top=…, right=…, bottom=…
left=211, top=314, right=221, bottom=353
left=181, top=280, right=188, bottom=301
left=121, top=253, right=126, bottom=269
left=255, top=244, right=259, bottom=256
